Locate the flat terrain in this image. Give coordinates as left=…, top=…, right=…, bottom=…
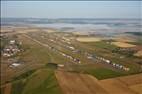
left=134, top=50, right=142, bottom=57
left=55, top=71, right=108, bottom=94
left=113, top=37, right=136, bottom=42
left=72, top=32, right=89, bottom=35
left=112, top=42, right=136, bottom=48
left=1, top=25, right=142, bottom=94
left=100, top=73, right=142, bottom=94
left=56, top=71, right=142, bottom=94
left=3, top=83, right=11, bottom=94
left=129, top=84, right=142, bottom=94
left=76, top=37, right=102, bottom=42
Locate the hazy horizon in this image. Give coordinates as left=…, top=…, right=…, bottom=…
left=1, top=1, right=142, bottom=19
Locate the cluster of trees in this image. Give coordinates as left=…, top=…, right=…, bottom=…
left=112, top=47, right=135, bottom=57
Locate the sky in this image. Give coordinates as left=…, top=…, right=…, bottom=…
left=1, top=1, right=142, bottom=18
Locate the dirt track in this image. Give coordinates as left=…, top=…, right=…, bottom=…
left=55, top=71, right=142, bottom=94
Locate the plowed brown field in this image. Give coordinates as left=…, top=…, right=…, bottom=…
left=55, top=71, right=142, bottom=94
left=4, top=83, right=11, bottom=94
left=55, top=71, right=108, bottom=94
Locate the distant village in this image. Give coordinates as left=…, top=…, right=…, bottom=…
left=1, top=38, right=23, bottom=68
left=2, top=40, right=22, bottom=57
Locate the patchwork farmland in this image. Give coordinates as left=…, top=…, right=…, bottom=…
left=1, top=25, right=142, bottom=94
left=55, top=71, right=142, bottom=94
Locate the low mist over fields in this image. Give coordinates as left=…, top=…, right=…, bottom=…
left=2, top=18, right=142, bottom=35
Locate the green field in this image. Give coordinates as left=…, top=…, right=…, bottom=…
left=84, top=41, right=117, bottom=51
left=67, top=64, right=125, bottom=79
left=84, top=68, right=125, bottom=79
left=22, top=69, right=62, bottom=94
left=11, top=80, right=25, bottom=94
left=11, top=69, right=62, bottom=94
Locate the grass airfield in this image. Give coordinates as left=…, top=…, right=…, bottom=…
left=1, top=26, right=142, bottom=94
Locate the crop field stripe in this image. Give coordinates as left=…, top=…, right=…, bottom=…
left=55, top=71, right=92, bottom=94
left=116, top=73, right=142, bottom=86
left=55, top=71, right=108, bottom=94
left=55, top=71, right=142, bottom=94
left=99, top=73, right=142, bottom=94
left=99, top=79, right=138, bottom=94
left=4, top=83, right=11, bottom=94
left=78, top=74, right=108, bottom=94
left=21, top=69, right=62, bottom=94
